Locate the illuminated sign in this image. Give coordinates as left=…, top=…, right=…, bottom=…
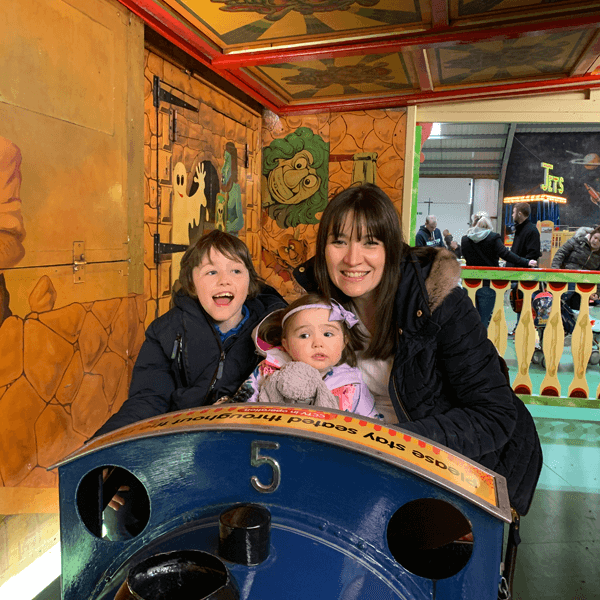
left=503, top=194, right=567, bottom=204
left=540, top=162, right=564, bottom=195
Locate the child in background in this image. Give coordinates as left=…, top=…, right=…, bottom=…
left=241, top=294, right=379, bottom=419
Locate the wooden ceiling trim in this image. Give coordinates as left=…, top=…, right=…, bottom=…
left=430, top=0, right=450, bottom=29
left=409, top=47, right=434, bottom=91
left=116, top=0, right=284, bottom=111
left=570, top=29, right=600, bottom=76
left=117, top=0, right=219, bottom=63
left=228, top=68, right=288, bottom=109
left=211, top=13, right=600, bottom=69
left=277, top=74, right=600, bottom=115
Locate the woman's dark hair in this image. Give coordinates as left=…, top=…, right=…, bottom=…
left=258, top=293, right=361, bottom=367
left=313, top=184, right=404, bottom=360
left=179, top=230, right=263, bottom=299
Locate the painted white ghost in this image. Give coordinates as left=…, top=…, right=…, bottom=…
left=171, top=162, right=209, bottom=284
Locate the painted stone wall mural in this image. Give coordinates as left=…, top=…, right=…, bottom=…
left=0, top=137, right=26, bottom=328
left=261, top=109, right=406, bottom=300
left=143, top=49, right=262, bottom=319
left=0, top=0, right=145, bottom=527
left=220, top=142, right=244, bottom=234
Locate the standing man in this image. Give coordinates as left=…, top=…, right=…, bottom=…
left=505, top=203, right=541, bottom=267
left=506, top=202, right=540, bottom=336
left=415, top=215, right=444, bottom=248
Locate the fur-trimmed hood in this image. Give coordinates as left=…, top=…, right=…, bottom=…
left=405, top=246, right=462, bottom=313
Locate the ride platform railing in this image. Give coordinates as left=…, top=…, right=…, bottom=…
left=461, top=266, right=600, bottom=408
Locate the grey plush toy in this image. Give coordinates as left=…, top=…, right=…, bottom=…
left=258, top=361, right=338, bottom=409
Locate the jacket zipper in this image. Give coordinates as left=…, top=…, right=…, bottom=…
left=206, top=326, right=226, bottom=395
left=171, top=333, right=188, bottom=387
left=392, top=372, right=412, bottom=423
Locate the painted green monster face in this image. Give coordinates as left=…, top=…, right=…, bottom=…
left=267, top=150, right=321, bottom=205
left=221, top=151, right=232, bottom=186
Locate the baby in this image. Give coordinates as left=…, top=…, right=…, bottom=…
left=241, top=293, right=379, bottom=418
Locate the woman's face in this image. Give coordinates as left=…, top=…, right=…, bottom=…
left=325, top=213, right=386, bottom=301
left=589, top=233, right=600, bottom=250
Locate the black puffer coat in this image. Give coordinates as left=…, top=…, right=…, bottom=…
left=295, top=248, right=542, bottom=515
left=93, top=287, right=286, bottom=437
left=551, top=234, right=600, bottom=271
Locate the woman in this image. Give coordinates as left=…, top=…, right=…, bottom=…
left=294, top=184, right=542, bottom=517
left=461, top=216, right=537, bottom=327
left=551, top=226, right=600, bottom=271
left=551, top=225, right=600, bottom=309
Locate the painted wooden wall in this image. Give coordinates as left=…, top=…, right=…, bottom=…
left=261, top=110, right=406, bottom=299
left=0, top=0, right=144, bottom=512
left=142, top=48, right=262, bottom=324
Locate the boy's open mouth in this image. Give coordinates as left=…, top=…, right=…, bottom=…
left=213, top=292, right=233, bottom=306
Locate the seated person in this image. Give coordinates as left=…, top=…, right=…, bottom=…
left=241, top=293, right=379, bottom=419
left=93, top=229, right=286, bottom=438
left=294, top=183, right=542, bottom=519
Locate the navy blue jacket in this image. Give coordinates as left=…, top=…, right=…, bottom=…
left=295, top=248, right=542, bottom=515
left=93, top=287, right=286, bottom=437
left=415, top=225, right=444, bottom=248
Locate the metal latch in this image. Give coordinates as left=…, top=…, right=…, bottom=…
left=73, top=241, right=86, bottom=283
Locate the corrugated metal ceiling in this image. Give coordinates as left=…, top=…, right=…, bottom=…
left=420, top=122, right=600, bottom=179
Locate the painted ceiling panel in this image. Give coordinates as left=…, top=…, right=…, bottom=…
left=251, top=51, right=413, bottom=101
left=163, top=0, right=426, bottom=49
left=121, top=0, right=600, bottom=113
left=431, top=30, right=593, bottom=87
left=452, top=0, right=592, bottom=20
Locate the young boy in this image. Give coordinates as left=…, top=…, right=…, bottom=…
left=93, top=230, right=285, bottom=437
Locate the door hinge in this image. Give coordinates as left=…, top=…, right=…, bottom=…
left=154, top=234, right=188, bottom=265
left=73, top=241, right=86, bottom=283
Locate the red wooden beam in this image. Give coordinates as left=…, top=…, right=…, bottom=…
left=407, top=47, right=434, bottom=91
left=570, top=30, right=600, bottom=76
left=212, top=13, right=600, bottom=68
left=430, top=0, right=450, bottom=29
left=224, top=69, right=287, bottom=110
left=275, top=75, right=600, bottom=115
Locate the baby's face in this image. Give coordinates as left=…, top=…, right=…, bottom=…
left=282, top=308, right=345, bottom=375
left=192, top=249, right=250, bottom=333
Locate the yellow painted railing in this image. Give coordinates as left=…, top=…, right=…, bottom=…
left=461, top=267, right=600, bottom=405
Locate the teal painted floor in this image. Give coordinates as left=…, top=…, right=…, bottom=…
left=502, top=302, right=600, bottom=599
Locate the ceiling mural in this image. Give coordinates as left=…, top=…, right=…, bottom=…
left=432, top=30, right=593, bottom=86
left=253, top=53, right=413, bottom=101
left=163, top=0, right=426, bottom=48
left=120, top=0, right=600, bottom=113
left=453, top=0, right=584, bottom=19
